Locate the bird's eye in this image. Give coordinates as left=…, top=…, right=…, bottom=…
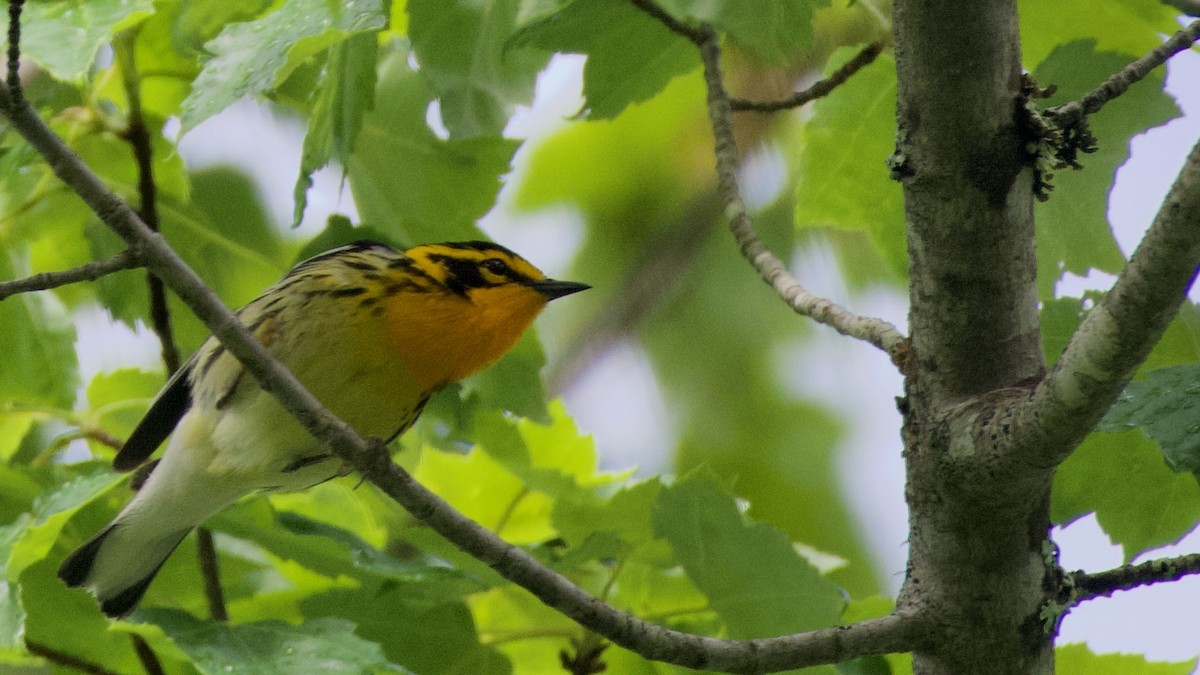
left=480, top=258, right=509, bottom=275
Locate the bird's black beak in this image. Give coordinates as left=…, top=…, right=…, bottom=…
left=532, top=279, right=591, bottom=300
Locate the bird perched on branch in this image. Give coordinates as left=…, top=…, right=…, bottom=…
left=58, top=240, right=589, bottom=617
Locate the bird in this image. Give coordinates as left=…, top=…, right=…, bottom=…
left=57, top=240, right=589, bottom=617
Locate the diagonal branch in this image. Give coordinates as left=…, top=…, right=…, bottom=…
left=1013, top=136, right=1200, bottom=465
left=694, top=27, right=907, bottom=362
left=0, top=59, right=928, bottom=675
left=357, top=441, right=926, bottom=672
left=730, top=42, right=884, bottom=113
left=0, top=251, right=140, bottom=300
left=1070, top=552, right=1200, bottom=605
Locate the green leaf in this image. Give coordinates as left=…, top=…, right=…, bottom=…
left=0, top=0, right=155, bottom=83
left=123, top=0, right=276, bottom=118
left=1052, top=430, right=1200, bottom=560
left=19, top=558, right=143, bottom=673
left=161, top=167, right=287, bottom=351
left=515, top=66, right=707, bottom=214
left=512, top=0, right=699, bottom=119
left=301, top=588, right=507, bottom=675
left=209, top=497, right=491, bottom=601
left=179, top=0, right=387, bottom=133
left=293, top=31, right=378, bottom=227
left=416, top=443, right=552, bottom=543
left=1041, top=298, right=1200, bottom=371
left=84, top=368, right=164, bottom=446
left=0, top=464, right=44, bottom=524
left=170, top=0, right=277, bottom=56
left=553, top=478, right=663, bottom=553
left=1099, top=364, right=1200, bottom=475
left=347, top=50, right=519, bottom=242
left=408, top=0, right=550, bottom=138
left=463, top=330, right=551, bottom=423
left=656, top=0, right=829, bottom=63
left=0, top=251, right=78, bottom=408
left=1033, top=42, right=1179, bottom=298
left=1020, top=0, right=1181, bottom=70
left=7, top=469, right=124, bottom=581
left=139, top=610, right=407, bottom=674
left=0, top=585, right=20, bottom=651
left=294, top=214, right=398, bottom=263
left=651, top=471, right=844, bottom=638
left=791, top=49, right=906, bottom=276
left=1055, top=642, right=1195, bottom=675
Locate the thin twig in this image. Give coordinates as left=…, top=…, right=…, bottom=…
left=6, top=0, right=23, bottom=101
left=1163, top=0, right=1200, bottom=16
left=0, top=251, right=139, bottom=300
left=1070, top=553, right=1200, bottom=605
left=695, top=26, right=907, bottom=362
left=731, top=42, right=884, bottom=113
left=0, top=72, right=928, bottom=675
left=195, top=528, right=228, bottom=621
left=627, top=0, right=704, bottom=45
left=115, top=29, right=181, bottom=375
left=1048, top=20, right=1200, bottom=128
left=25, top=640, right=121, bottom=675
left=129, top=633, right=165, bottom=675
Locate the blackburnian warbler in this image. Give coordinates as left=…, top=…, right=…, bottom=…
left=58, top=240, right=588, bottom=616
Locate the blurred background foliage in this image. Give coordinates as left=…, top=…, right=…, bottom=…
left=0, top=0, right=1197, bottom=673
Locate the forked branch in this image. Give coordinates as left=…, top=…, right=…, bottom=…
left=0, top=38, right=925, bottom=675
left=694, top=27, right=906, bottom=361
left=1014, top=136, right=1200, bottom=464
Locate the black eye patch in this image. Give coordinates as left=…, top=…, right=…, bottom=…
left=430, top=254, right=486, bottom=296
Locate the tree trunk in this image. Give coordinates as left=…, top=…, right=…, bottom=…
left=893, top=1, right=1054, bottom=672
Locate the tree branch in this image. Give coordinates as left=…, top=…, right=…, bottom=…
left=694, top=27, right=907, bottom=362
left=356, top=440, right=927, bottom=672
left=0, top=251, right=139, bottom=300
left=730, top=42, right=884, bottom=113
left=0, top=59, right=928, bottom=675
left=1048, top=20, right=1200, bottom=130
left=1070, top=553, right=1200, bottom=605
left=1014, top=136, right=1200, bottom=464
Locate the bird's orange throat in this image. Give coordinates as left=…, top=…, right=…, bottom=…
left=382, top=285, right=548, bottom=392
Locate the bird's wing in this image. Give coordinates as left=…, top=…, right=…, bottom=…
left=112, top=364, right=193, bottom=472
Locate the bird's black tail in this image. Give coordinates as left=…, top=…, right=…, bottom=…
left=58, top=523, right=190, bottom=617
